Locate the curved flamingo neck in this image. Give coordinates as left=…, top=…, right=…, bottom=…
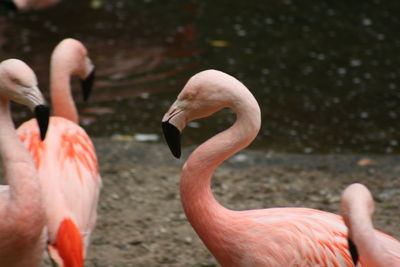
left=0, top=98, right=43, bottom=218
left=347, top=205, right=393, bottom=266
left=0, top=98, right=29, bottom=177
left=50, top=66, right=79, bottom=123
left=180, top=84, right=260, bottom=259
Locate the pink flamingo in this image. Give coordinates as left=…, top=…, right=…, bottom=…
left=0, top=59, right=49, bottom=266
left=161, top=69, right=400, bottom=266
left=17, top=38, right=101, bottom=267
left=0, top=0, right=59, bottom=11
left=340, top=183, right=400, bottom=266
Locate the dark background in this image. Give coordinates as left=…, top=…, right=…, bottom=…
left=1, top=0, right=400, bottom=153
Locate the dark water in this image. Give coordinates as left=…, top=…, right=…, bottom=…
left=1, top=0, right=400, bottom=154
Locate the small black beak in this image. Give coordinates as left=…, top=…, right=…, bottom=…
left=80, top=68, right=95, bottom=102
left=348, top=237, right=358, bottom=266
left=0, top=0, right=17, bottom=10
left=162, top=120, right=181, bottom=158
left=34, top=105, right=50, bottom=141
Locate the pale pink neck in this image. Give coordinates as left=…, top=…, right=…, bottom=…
left=180, top=86, right=260, bottom=259
left=0, top=98, right=43, bottom=218
left=50, top=69, right=78, bottom=123
left=348, top=204, right=393, bottom=266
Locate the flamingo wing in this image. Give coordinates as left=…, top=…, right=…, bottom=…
left=233, top=207, right=400, bottom=266
left=226, top=208, right=353, bottom=266
left=17, top=116, right=102, bottom=252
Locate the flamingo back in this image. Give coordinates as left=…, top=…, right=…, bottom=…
left=17, top=116, right=102, bottom=255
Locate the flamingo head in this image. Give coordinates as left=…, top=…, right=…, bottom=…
left=0, top=59, right=49, bottom=140
left=340, top=183, right=375, bottom=231
left=162, top=70, right=236, bottom=158
left=51, top=38, right=96, bottom=102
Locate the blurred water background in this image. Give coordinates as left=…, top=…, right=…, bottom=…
left=1, top=0, right=399, bottom=154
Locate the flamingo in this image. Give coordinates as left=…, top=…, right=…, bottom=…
left=0, top=0, right=59, bottom=11
left=17, top=38, right=101, bottom=267
left=0, top=59, right=49, bottom=266
left=161, top=69, right=400, bottom=266
left=340, top=183, right=400, bottom=266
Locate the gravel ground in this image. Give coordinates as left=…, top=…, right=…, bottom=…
left=40, top=139, right=400, bottom=267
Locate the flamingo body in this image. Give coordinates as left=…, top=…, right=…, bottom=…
left=15, top=38, right=100, bottom=267
left=18, top=116, right=101, bottom=266
left=0, top=59, right=49, bottom=266
left=162, top=69, right=400, bottom=266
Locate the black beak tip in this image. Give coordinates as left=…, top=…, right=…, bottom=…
left=161, top=121, right=181, bottom=159
left=348, top=237, right=359, bottom=266
left=34, top=105, right=50, bottom=141
left=0, top=0, right=17, bottom=11
left=80, top=68, right=96, bottom=102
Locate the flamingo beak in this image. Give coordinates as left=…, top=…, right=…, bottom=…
left=162, top=120, right=181, bottom=158
left=347, top=237, right=358, bottom=266
left=34, top=105, right=50, bottom=141
left=80, top=68, right=95, bottom=102
left=0, top=0, right=17, bottom=10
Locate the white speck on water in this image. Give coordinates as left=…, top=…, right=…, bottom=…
left=389, top=111, right=397, bottom=119
left=188, top=121, right=201, bottom=128
left=350, top=59, right=362, bottom=67
left=264, top=18, right=274, bottom=24
left=352, top=77, right=361, bottom=84
left=245, top=48, right=253, bottom=54
left=327, top=9, right=336, bottom=16
left=237, top=29, right=247, bottom=37
left=302, top=65, right=313, bottom=75
left=337, top=67, right=347, bottom=75
left=363, top=72, right=371, bottom=79
left=261, top=68, right=270, bottom=75
left=360, top=112, right=369, bottom=119
left=362, top=18, right=373, bottom=26
left=377, top=33, right=385, bottom=40
left=390, top=140, right=398, bottom=146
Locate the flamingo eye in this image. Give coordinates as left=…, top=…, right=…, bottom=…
left=183, top=93, right=193, bottom=101
left=10, top=76, right=30, bottom=88
left=10, top=77, right=21, bottom=85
